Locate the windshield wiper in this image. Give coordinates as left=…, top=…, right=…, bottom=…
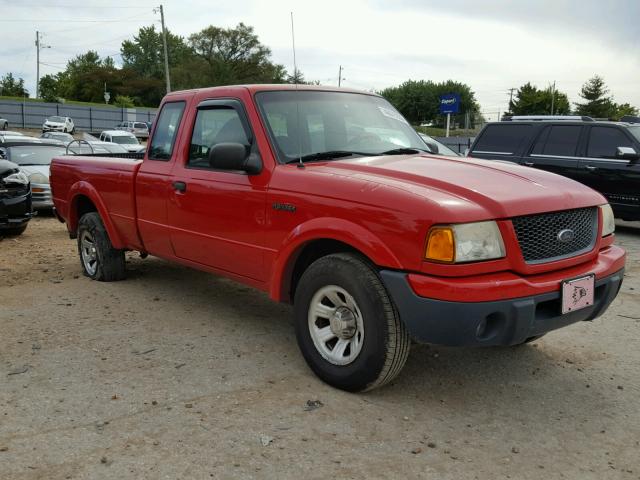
left=285, top=150, right=372, bottom=164
left=380, top=147, right=430, bottom=155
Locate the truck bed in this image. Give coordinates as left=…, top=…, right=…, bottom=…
left=50, top=155, right=143, bottom=249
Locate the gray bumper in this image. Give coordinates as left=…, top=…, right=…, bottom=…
left=380, top=269, right=624, bottom=347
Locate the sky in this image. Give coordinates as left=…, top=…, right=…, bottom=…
left=1, top=0, right=638, bottom=120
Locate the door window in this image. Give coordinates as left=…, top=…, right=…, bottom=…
left=148, top=101, right=186, bottom=161
left=531, top=125, right=581, bottom=157
left=188, top=107, right=249, bottom=169
left=587, top=127, right=633, bottom=159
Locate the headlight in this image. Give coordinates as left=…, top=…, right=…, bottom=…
left=425, top=221, right=506, bottom=263
left=600, top=204, right=615, bottom=237
left=29, top=172, right=49, bottom=184
left=2, top=171, right=29, bottom=186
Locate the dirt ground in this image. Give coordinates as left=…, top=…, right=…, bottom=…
left=1, top=216, right=639, bottom=480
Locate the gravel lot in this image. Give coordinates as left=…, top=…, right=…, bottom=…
left=1, top=216, right=639, bottom=480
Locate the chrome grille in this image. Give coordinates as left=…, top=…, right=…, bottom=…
left=512, top=207, right=598, bottom=264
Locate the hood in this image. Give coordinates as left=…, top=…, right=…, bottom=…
left=306, top=154, right=605, bottom=221
left=20, top=164, right=50, bottom=180
left=121, top=144, right=144, bottom=153
left=0, top=159, right=19, bottom=176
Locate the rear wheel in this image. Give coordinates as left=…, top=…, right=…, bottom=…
left=2, top=121, right=7, bottom=130
left=294, top=253, right=410, bottom=392
left=77, top=212, right=126, bottom=281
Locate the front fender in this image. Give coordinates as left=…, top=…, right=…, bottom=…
left=269, top=217, right=403, bottom=302
left=67, top=181, right=125, bottom=249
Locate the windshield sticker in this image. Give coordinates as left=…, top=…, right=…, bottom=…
left=378, top=106, right=409, bottom=124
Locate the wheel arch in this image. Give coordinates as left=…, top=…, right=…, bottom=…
left=67, top=182, right=124, bottom=248
left=270, top=217, right=403, bottom=303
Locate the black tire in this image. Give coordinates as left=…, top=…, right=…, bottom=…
left=1, top=224, right=27, bottom=236
left=2, top=121, right=7, bottom=131
left=294, top=253, right=410, bottom=392
left=77, top=212, right=126, bottom=281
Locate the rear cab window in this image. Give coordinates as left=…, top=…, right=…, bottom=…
left=148, top=101, right=186, bottom=161
left=471, top=124, right=533, bottom=156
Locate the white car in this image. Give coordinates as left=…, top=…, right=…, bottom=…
left=99, top=130, right=145, bottom=153
left=114, top=121, right=150, bottom=138
left=43, top=116, right=75, bottom=133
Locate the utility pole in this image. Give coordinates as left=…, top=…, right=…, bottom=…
left=35, top=31, right=50, bottom=99
left=157, top=5, right=171, bottom=93
left=550, top=80, right=556, bottom=115
left=338, top=65, right=343, bottom=87
left=507, top=87, right=516, bottom=111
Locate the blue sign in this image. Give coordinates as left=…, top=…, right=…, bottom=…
left=439, top=94, right=461, bottom=114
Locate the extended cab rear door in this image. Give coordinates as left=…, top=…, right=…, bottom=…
left=166, top=93, right=271, bottom=283
left=136, top=99, right=188, bottom=257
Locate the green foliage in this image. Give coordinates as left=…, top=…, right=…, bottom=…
left=508, top=83, right=570, bottom=116
left=379, top=79, right=480, bottom=126
left=113, top=95, right=135, bottom=108
left=38, top=74, right=59, bottom=102
left=187, top=23, right=288, bottom=86
left=613, top=103, right=639, bottom=120
left=0, top=73, right=28, bottom=97
left=574, top=75, right=616, bottom=119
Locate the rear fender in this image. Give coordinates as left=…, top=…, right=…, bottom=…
left=270, top=217, right=403, bottom=302
left=67, top=181, right=125, bottom=249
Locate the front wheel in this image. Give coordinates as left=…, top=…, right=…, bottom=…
left=77, top=212, right=126, bottom=281
left=294, top=253, right=410, bottom=392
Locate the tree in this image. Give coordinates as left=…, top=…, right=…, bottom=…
left=0, top=73, right=28, bottom=97
left=114, top=95, right=135, bottom=108
left=188, top=23, right=288, bottom=85
left=508, top=82, right=570, bottom=116
left=39, top=74, right=59, bottom=102
left=574, top=75, right=616, bottom=119
left=379, top=79, right=480, bottom=126
left=612, top=102, right=639, bottom=121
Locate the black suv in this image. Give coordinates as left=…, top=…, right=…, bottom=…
left=0, top=158, right=32, bottom=236
left=468, top=116, right=640, bottom=221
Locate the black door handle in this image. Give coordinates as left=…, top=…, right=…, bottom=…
left=523, top=161, right=534, bottom=167
left=585, top=165, right=597, bottom=172
left=173, top=181, right=187, bottom=192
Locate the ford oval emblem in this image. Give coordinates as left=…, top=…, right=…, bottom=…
left=557, top=229, right=575, bottom=243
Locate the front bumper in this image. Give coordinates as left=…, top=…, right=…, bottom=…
left=31, top=183, right=52, bottom=209
left=381, top=267, right=625, bottom=347
left=0, top=190, right=32, bottom=230
left=42, top=125, right=65, bottom=132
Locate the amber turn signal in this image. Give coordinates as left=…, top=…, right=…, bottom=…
left=425, top=227, right=455, bottom=262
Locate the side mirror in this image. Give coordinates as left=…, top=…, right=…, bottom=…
left=426, top=142, right=439, bottom=154
left=616, top=146, right=639, bottom=162
left=208, top=142, right=262, bottom=174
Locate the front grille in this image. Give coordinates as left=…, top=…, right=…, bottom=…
left=512, top=207, right=598, bottom=263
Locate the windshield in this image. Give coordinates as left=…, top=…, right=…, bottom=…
left=628, top=126, right=640, bottom=143
left=256, top=90, right=425, bottom=162
left=48, top=116, right=65, bottom=123
left=48, top=133, right=73, bottom=141
left=6, top=145, right=67, bottom=165
left=111, top=135, right=139, bottom=145
left=419, top=134, right=459, bottom=156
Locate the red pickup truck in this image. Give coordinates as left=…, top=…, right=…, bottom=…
left=50, top=85, right=626, bottom=392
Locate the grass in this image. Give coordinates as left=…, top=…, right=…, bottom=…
left=0, top=96, right=155, bottom=109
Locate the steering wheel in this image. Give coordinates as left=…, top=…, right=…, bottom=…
left=66, top=139, right=94, bottom=155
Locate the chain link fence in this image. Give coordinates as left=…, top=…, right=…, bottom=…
left=0, top=100, right=157, bottom=132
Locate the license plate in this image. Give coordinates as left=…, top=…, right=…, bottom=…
left=561, top=274, right=595, bottom=314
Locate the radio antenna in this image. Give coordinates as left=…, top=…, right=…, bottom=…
left=290, top=11, right=304, bottom=168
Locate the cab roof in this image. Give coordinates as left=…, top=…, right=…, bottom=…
left=163, top=84, right=379, bottom=99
